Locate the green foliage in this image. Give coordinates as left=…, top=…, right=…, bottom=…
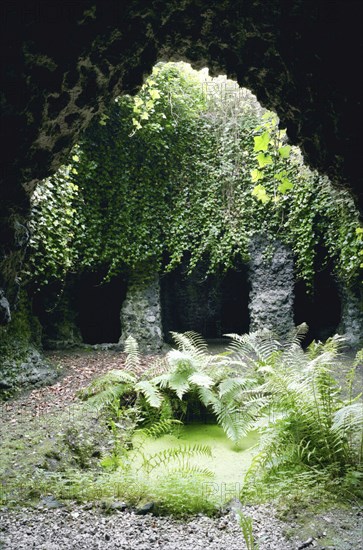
left=24, top=62, right=362, bottom=291
left=236, top=511, right=259, bottom=550
left=233, top=332, right=363, bottom=501
left=25, top=166, right=80, bottom=288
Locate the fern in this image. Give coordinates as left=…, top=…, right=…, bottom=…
left=139, top=418, right=182, bottom=439
left=168, top=464, right=214, bottom=478
left=141, top=443, right=212, bottom=474
left=134, top=380, right=163, bottom=408
left=78, top=369, right=136, bottom=400
left=124, top=335, right=141, bottom=372
left=170, top=330, right=208, bottom=357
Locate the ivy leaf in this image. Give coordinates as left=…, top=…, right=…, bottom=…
left=72, top=154, right=79, bottom=162
left=250, top=169, right=263, bottom=183
left=356, top=227, right=363, bottom=235
left=132, top=118, right=142, bottom=130
left=254, top=131, right=270, bottom=152
left=252, top=184, right=270, bottom=204
left=134, top=97, right=143, bottom=108
left=140, top=112, right=150, bottom=120
left=257, top=153, right=273, bottom=167
left=149, top=89, right=160, bottom=100
left=278, top=145, right=291, bottom=158
left=278, top=178, right=293, bottom=193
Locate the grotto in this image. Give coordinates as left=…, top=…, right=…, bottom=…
left=1, top=0, right=362, bottom=389
left=1, top=0, right=362, bottom=326
left=1, top=4, right=363, bottom=546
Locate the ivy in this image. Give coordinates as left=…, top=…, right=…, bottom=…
left=24, top=62, right=362, bottom=292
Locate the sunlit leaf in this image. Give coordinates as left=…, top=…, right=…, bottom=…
left=278, top=145, right=291, bottom=158
left=132, top=118, right=142, bottom=130
left=254, top=131, right=270, bottom=152
left=278, top=178, right=293, bottom=193
left=257, top=153, right=273, bottom=167
left=252, top=184, right=270, bottom=204
left=149, top=89, right=160, bottom=100
left=251, top=169, right=263, bottom=183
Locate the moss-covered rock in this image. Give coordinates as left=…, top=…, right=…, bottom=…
left=0, top=291, right=58, bottom=397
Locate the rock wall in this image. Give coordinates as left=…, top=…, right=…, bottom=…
left=0, top=291, right=58, bottom=397
left=1, top=1, right=362, bottom=322
left=339, top=285, right=363, bottom=348
left=32, top=283, right=82, bottom=350
left=120, top=273, right=164, bottom=353
left=248, top=236, right=294, bottom=338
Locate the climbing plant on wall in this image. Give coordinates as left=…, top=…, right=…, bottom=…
left=24, top=166, right=81, bottom=289
left=24, top=62, right=362, bottom=291
left=70, top=62, right=208, bottom=279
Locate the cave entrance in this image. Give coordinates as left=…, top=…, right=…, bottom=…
left=161, top=260, right=250, bottom=342
left=75, top=271, right=127, bottom=344
left=294, top=264, right=341, bottom=345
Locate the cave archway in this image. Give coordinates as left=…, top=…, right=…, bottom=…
left=161, top=260, right=250, bottom=341
left=75, top=271, right=127, bottom=344
left=1, top=1, right=362, bottom=321
left=294, top=272, right=342, bottom=345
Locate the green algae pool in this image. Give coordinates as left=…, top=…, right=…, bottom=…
left=132, top=423, right=260, bottom=487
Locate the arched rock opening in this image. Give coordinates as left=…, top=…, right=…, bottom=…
left=161, top=260, right=250, bottom=341
left=75, top=271, right=127, bottom=345
left=1, top=0, right=362, bottom=322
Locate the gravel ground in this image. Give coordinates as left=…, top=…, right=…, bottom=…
left=0, top=504, right=292, bottom=550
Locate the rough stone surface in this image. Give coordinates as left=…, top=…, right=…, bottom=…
left=120, top=274, right=164, bottom=353
left=0, top=1, right=362, bottom=322
left=0, top=290, right=11, bottom=324
left=248, top=235, right=294, bottom=338
left=0, top=346, right=59, bottom=395
left=34, top=286, right=82, bottom=351
left=339, top=285, right=363, bottom=348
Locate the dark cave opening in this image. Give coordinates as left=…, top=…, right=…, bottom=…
left=294, top=267, right=341, bottom=345
left=75, top=271, right=127, bottom=344
left=161, top=260, right=250, bottom=342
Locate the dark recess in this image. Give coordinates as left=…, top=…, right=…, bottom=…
left=161, top=261, right=250, bottom=340
left=75, top=271, right=127, bottom=344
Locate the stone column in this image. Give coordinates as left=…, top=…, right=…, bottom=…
left=338, top=284, right=363, bottom=347
left=248, top=235, right=295, bottom=339
left=119, top=273, right=164, bottom=353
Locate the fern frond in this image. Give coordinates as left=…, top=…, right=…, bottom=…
left=143, top=356, right=169, bottom=378
left=125, top=335, right=141, bottom=372
left=78, top=369, right=136, bottom=400
left=332, top=403, right=363, bottom=434
left=170, top=331, right=208, bottom=357
left=167, top=349, right=198, bottom=372
left=170, top=464, right=214, bottom=478
left=139, top=418, right=183, bottom=439
left=188, top=372, right=214, bottom=388
left=197, top=386, right=220, bottom=409
left=135, top=380, right=163, bottom=408
left=218, top=376, right=250, bottom=398
left=82, top=384, right=130, bottom=410
left=142, top=444, right=212, bottom=473
left=225, top=331, right=280, bottom=364
left=284, top=322, right=309, bottom=348
left=166, top=367, right=193, bottom=399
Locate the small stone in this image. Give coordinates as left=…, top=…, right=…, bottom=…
left=40, top=496, right=64, bottom=509
left=135, top=502, right=155, bottom=515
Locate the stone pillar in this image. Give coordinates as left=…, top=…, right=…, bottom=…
left=339, top=284, right=363, bottom=347
left=119, top=273, right=164, bottom=353
left=248, top=235, right=294, bottom=338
